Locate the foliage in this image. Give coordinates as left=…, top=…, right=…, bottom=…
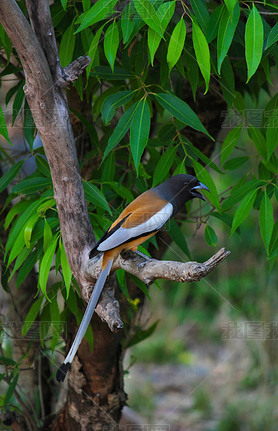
left=0, top=0, right=277, bottom=424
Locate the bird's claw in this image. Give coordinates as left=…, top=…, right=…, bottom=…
left=138, top=261, right=147, bottom=270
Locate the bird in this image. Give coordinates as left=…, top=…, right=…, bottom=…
left=56, top=174, right=209, bottom=382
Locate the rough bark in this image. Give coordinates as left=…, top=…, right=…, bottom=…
left=0, top=1, right=230, bottom=429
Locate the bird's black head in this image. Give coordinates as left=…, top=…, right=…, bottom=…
left=154, top=174, right=210, bottom=214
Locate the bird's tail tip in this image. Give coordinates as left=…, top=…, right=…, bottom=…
left=56, top=362, right=71, bottom=382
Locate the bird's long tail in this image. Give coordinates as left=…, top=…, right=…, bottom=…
left=56, top=258, right=113, bottom=382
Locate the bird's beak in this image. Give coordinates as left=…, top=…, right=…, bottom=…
left=191, top=182, right=210, bottom=201
left=194, top=182, right=210, bottom=192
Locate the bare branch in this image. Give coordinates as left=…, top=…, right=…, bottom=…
left=25, top=0, right=62, bottom=80
left=117, top=248, right=231, bottom=284
left=86, top=248, right=230, bottom=328
left=63, top=56, right=92, bottom=84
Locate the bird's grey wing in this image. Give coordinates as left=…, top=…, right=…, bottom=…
left=97, top=203, right=173, bottom=251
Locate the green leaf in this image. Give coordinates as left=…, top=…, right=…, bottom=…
left=101, top=154, right=116, bottom=182
left=75, top=0, right=117, bottom=32
left=39, top=234, right=59, bottom=300
left=8, top=247, right=31, bottom=281
left=217, top=3, right=240, bottom=73
left=116, top=268, right=130, bottom=300
left=184, top=141, right=222, bottom=173
left=36, top=156, right=51, bottom=178
left=70, top=108, right=99, bottom=147
left=37, top=199, right=56, bottom=214
left=260, top=191, right=273, bottom=253
left=24, top=102, right=35, bottom=150
left=40, top=302, right=51, bottom=347
left=261, top=56, right=272, bottom=86
left=60, top=240, right=72, bottom=299
left=32, top=217, right=58, bottom=244
left=269, top=220, right=278, bottom=259
left=245, top=5, right=264, bottom=82
left=0, top=24, right=12, bottom=61
left=16, top=249, right=39, bottom=288
left=60, top=0, right=68, bottom=10
left=0, top=105, right=12, bottom=145
left=43, top=219, right=53, bottom=253
left=211, top=211, right=235, bottom=230
left=231, top=190, right=257, bottom=235
left=168, top=219, right=191, bottom=258
left=191, top=0, right=210, bottom=33
left=223, top=156, right=249, bottom=170
left=109, top=181, right=134, bottom=202
left=152, top=145, right=176, bottom=187
left=0, top=356, right=16, bottom=367
left=51, top=4, right=66, bottom=28
left=4, top=373, right=19, bottom=407
left=102, top=101, right=141, bottom=161
left=12, top=177, right=52, bottom=195
left=221, top=125, right=242, bottom=165
left=148, top=28, right=161, bottom=67
left=12, top=81, right=24, bottom=126
left=248, top=126, right=267, bottom=160
left=7, top=227, right=26, bottom=268
left=258, top=162, right=272, bottom=181
left=0, top=161, right=24, bottom=194
left=121, top=3, right=135, bottom=44
left=133, top=0, right=164, bottom=38
left=5, top=200, right=29, bottom=230
left=184, top=49, right=199, bottom=100
left=104, top=21, right=119, bottom=72
left=91, top=66, right=134, bottom=80
left=5, top=81, right=22, bottom=106
left=129, top=274, right=151, bottom=301
left=192, top=19, right=210, bottom=93
left=101, top=90, right=135, bottom=124
left=224, top=0, right=238, bottom=19
left=265, top=22, right=278, bottom=50
left=86, top=24, right=106, bottom=79
left=24, top=213, right=39, bottom=249
left=22, top=296, right=44, bottom=336
left=55, top=243, right=61, bottom=274
left=222, top=180, right=264, bottom=211
left=167, top=17, right=186, bottom=73
left=233, top=91, right=246, bottom=113
left=220, top=57, right=235, bottom=106
left=155, top=93, right=212, bottom=138
left=5, top=199, right=45, bottom=254
left=206, top=5, right=224, bottom=43
left=82, top=0, right=91, bottom=12
left=59, top=21, right=76, bottom=68
left=83, top=180, right=111, bottom=214
left=50, top=296, right=62, bottom=353
left=130, top=98, right=150, bottom=172
left=148, top=1, right=175, bottom=66
left=266, top=111, right=278, bottom=162
left=192, top=160, right=220, bottom=211
left=205, top=225, right=218, bottom=246
left=127, top=321, right=159, bottom=347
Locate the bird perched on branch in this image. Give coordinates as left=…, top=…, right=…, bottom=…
left=56, top=174, right=209, bottom=382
